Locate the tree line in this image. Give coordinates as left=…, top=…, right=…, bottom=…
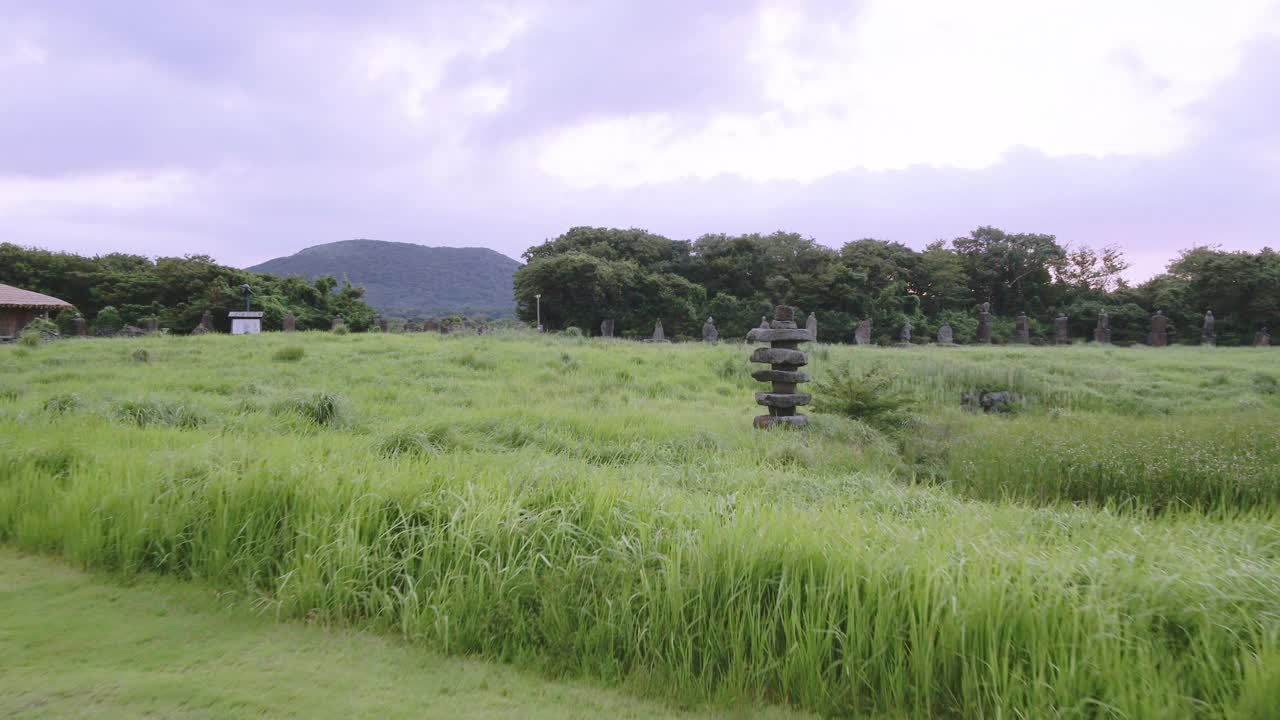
left=514, top=227, right=1279, bottom=345
left=1, top=244, right=378, bottom=333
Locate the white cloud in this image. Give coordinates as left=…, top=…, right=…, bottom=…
left=536, top=0, right=1280, bottom=187
left=0, top=172, right=199, bottom=216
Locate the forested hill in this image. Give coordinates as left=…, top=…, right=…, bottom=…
left=248, top=240, right=521, bottom=317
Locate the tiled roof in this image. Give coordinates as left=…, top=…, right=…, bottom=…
left=0, top=283, right=73, bottom=309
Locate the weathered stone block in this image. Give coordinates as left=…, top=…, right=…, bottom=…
left=754, top=415, right=808, bottom=429
left=755, top=392, right=811, bottom=408
left=747, top=328, right=813, bottom=343
left=750, top=347, right=808, bottom=366
left=751, top=369, right=810, bottom=383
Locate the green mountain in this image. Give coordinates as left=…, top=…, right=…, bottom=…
left=247, top=240, right=521, bottom=317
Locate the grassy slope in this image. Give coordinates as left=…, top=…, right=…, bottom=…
left=1, top=333, right=1279, bottom=717
left=0, top=548, right=800, bottom=719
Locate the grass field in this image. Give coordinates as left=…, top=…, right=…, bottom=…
left=2, top=332, right=1278, bottom=717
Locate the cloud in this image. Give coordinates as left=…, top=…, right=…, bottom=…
left=0, top=0, right=1277, bottom=280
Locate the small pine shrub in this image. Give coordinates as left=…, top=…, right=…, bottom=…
left=18, top=331, right=41, bottom=348
left=274, top=391, right=345, bottom=426
left=332, top=325, right=349, bottom=336
left=563, top=326, right=583, bottom=337
left=131, top=348, right=150, bottom=363
left=811, top=363, right=915, bottom=432
left=112, top=400, right=208, bottom=429
left=273, top=346, right=305, bottom=362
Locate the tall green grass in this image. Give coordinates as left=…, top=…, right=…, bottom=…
left=0, top=333, right=1278, bottom=717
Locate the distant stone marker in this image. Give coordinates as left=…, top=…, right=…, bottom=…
left=1256, top=326, right=1272, bottom=347
left=1094, top=311, right=1111, bottom=344
left=283, top=312, right=297, bottom=332
left=1150, top=310, right=1169, bottom=347
left=72, top=316, right=86, bottom=337
left=937, top=323, right=954, bottom=345
left=331, top=315, right=345, bottom=332
left=651, top=319, right=666, bottom=342
left=748, top=305, right=811, bottom=429
left=1201, top=310, right=1216, bottom=346
left=806, top=312, right=817, bottom=343
left=702, top=316, right=718, bottom=343
left=899, top=319, right=912, bottom=344
left=229, top=285, right=263, bottom=335
left=378, top=317, right=389, bottom=333
left=977, top=303, right=993, bottom=344
left=1013, top=313, right=1030, bottom=344
left=144, top=317, right=160, bottom=334
left=1054, top=313, right=1069, bottom=345
left=854, top=319, right=871, bottom=346
left=600, top=318, right=615, bottom=338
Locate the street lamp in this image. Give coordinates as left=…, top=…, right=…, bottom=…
left=535, top=293, right=542, bottom=332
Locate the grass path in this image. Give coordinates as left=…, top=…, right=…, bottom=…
left=0, top=548, right=804, bottom=719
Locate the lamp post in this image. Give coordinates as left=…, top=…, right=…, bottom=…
left=535, top=293, right=542, bottom=332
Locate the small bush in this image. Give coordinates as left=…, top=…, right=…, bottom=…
left=332, top=325, right=349, bottom=336
left=43, top=393, right=82, bottom=414
left=377, top=429, right=442, bottom=458
left=1252, top=373, right=1278, bottom=396
left=0, top=387, right=18, bottom=402
left=273, top=346, right=305, bottom=362
left=563, top=326, right=583, bottom=337
left=131, top=348, right=150, bottom=363
left=94, top=306, right=122, bottom=334
left=112, top=400, right=208, bottom=429
left=811, top=363, right=915, bottom=432
left=18, top=331, right=41, bottom=348
left=274, top=391, right=345, bottom=426
left=22, top=317, right=59, bottom=345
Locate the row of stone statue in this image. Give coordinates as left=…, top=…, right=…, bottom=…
left=629, top=305, right=1272, bottom=347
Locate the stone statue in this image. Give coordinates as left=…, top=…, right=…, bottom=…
left=72, top=316, right=87, bottom=337
left=1202, top=310, right=1216, bottom=346
left=1013, top=313, right=1030, bottom=344
left=937, top=323, right=954, bottom=344
left=1255, top=326, right=1271, bottom=347
left=749, top=305, right=811, bottom=429
left=652, top=320, right=665, bottom=342
left=283, top=312, right=296, bottom=332
left=1054, top=313, right=1069, bottom=345
left=600, top=318, right=615, bottom=338
left=1150, top=310, right=1169, bottom=347
left=332, top=315, right=344, bottom=331
left=702, top=316, right=718, bottom=343
left=899, top=319, right=912, bottom=343
left=805, top=312, right=817, bottom=343
left=1094, top=311, right=1111, bottom=344
left=854, top=319, right=871, bottom=346
left=239, top=283, right=254, bottom=311
left=977, top=302, right=993, bottom=344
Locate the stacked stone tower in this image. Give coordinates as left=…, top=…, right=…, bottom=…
left=748, top=305, right=812, bottom=429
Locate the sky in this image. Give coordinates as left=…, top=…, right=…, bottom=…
left=2, top=0, right=1279, bottom=281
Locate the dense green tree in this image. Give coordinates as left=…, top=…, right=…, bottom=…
left=0, top=244, right=377, bottom=333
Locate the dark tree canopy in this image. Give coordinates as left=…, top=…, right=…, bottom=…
left=0, top=243, right=378, bottom=333
left=515, top=227, right=1278, bottom=345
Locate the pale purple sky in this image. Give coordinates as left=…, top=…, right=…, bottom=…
left=2, top=1, right=1278, bottom=280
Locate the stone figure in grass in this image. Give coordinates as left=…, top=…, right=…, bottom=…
left=899, top=319, right=912, bottom=344
left=937, top=323, right=954, bottom=345
left=1256, top=326, right=1271, bottom=347
left=1054, top=313, right=1069, bottom=345
left=806, top=312, right=817, bottom=343
left=651, top=320, right=666, bottom=342
left=977, top=302, right=993, bottom=344
left=854, top=319, right=871, bottom=346
left=1202, top=310, right=1216, bottom=347
left=1094, top=311, right=1111, bottom=344
left=1013, top=313, right=1030, bottom=344
left=1150, top=310, right=1169, bottom=347
left=702, top=316, right=718, bottom=343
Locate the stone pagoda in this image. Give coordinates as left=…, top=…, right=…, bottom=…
left=748, top=305, right=812, bottom=429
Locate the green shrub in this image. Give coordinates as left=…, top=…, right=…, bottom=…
left=43, top=394, right=81, bottom=414
left=273, top=346, right=305, bottom=362
left=131, top=348, right=150, bottom=363
left=377, top=429, right=442, bottom=458
left=332, top=325, right=349, bottom=336
left=94, top=306, right=122, bottom=334
left=1252, top=373, right=1278, bottom=396
left=811, top=363, right=915, bottom=432
left=274, top=391, right=345, bottom=426
left=563, top=326, right=583, bottom=337
left=18, top=331, right=41, bottom=348
left=111, top=400, right=208, bottom=429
